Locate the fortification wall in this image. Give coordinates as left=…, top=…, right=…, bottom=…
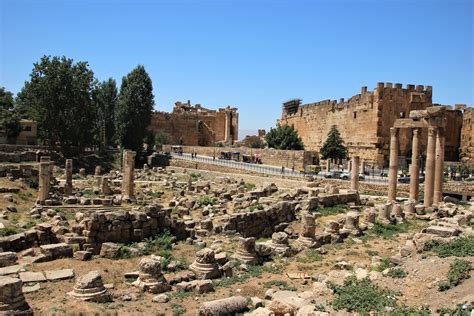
left=280, top=83, right=462, bottom=165
left=460, top=108, right=474, bottom=163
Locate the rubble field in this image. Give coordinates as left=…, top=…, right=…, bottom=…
left=0, top=161, right=472, bottom=315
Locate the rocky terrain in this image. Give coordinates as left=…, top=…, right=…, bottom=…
left=0, top=158, right=473, bottom=315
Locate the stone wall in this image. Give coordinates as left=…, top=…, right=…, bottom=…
left=0, top=224, right=58, bottom=252
left=279, top=83, right=463, bottom=166
left=149, top=101, right=239, bottom=146
left=460, top=107, right=474, bottom=164
left=72, top=205, right=188, bottom=252
left=222, top=201, right=297, bottom=238
left=163, top=145, right=314, bottom=169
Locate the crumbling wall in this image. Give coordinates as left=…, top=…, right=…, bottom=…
left=222, top=201, right=297, bottom=238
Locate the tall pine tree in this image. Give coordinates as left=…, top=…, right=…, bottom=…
left=115, top=65, right=154, bottom=153
left=320, top=125, right=347, bottom=162
left=92, top=78, right=118, bottom=149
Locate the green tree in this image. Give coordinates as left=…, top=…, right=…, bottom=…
left=115, top=65, right=154, bottom=153
left=16, top=56, right=96, bottom=152
left=250, top=138, right=265, bottom=149
left=0, top=87, right=21, bottom=140
left=265, top=124, right=304, bottom=150
left=320, top=125, right=347, bottom=162
left=155, top=131, right=170, bottom=146
left=92, top=78, right=118, bottom=149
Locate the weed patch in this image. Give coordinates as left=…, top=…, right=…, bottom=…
left=425, top=236, right=474, bottom=258
left=438, top=259, right=472, bottom=291
left=313, top=204, right=349, bottom=217
left=328, top=277, right=398, bottom=313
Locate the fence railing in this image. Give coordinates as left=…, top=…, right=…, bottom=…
left=170, top=153, right=391, bottom=184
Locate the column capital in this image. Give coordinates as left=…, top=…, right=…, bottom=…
left=428, top=126, right=438, bottom=136
left=390, top=127, right=398, bottom=137
left=412, top=128, right=420, bottom=136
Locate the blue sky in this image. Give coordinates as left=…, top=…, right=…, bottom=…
left=1, top=0, right=472, bottom=137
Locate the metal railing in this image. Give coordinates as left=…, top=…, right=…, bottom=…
left=170, top=153, right=391, bottom=184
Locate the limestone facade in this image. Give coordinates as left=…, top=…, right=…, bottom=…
left=149, top=101, right=239, bottom=146
left=460, top=107, right=474, bottom=163
left=279, top=83, right=464, bottom=165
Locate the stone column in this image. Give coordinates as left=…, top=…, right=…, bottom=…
left=326, top=160, right=331, bottom=172
left=37, top=159, right=50, bottom=204
left=424, top=127, right=437, bottom=207
left=433, top=128, right=445, bottom=205
left=65, top=159, right=73, bottom=195
left=409, top=129, right=420, bottom=202
left=360, top=159, right=366, bottom=175
left=122, top=150, right=136, bottom=200
left=351, top=156, right=360, bottom=191
left=387, top=128, right=399, bottom=202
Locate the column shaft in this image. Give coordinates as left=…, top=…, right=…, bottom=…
left=351, top=156, right=360, bottom=191
left=433, top=128, right=445, bottom=205
left=409, top=129, right=420, bottom=202
left=387, top=128, right=399, bottom=202
left=424, top=127, right=437, bottom=207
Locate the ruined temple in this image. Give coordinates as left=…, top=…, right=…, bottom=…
left=279, top=83, right=464, bottom=166
left=148, top=101, right=238, bottom=146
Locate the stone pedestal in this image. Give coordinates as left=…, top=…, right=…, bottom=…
left=0, top=276, right=32, bottom=315
left=122, top=150, right=136, bottom=200
left=362, top=208, right=377, bottom=229
left=189, top=248, right=221, bottom=279
left=233, top=237, right=260, bottom=264
left=424, top=127, right=437, bottom=207
left=387, top=128, right=399, bottom=202
left=133, top=256, right=170, bottom=294
left=342, top=211, right=361, bottom=236
left=269, top=232, right=291, bottom=256
left=68, top=271, right=111, bottom=303
left=37, top=160, right=51, bottom=204
left=433, top=128, right=445, bottom=205
left=297, top=213, right=318, bottom=247
left=379, top=203, right=392, bottom=224
left=403, top=200, right=415, bottom=219
left=391, top=203, right=404, bottom=223
left=94, top=166, right=102, bottom=176
left=351, top=156, right=360, bottom=191
left=101, top=176, right=112, bottom=196
left=65, top=159, right=73, bottom=195
left=409, top=129, right=420, bottom=202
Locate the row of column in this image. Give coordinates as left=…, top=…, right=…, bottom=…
left=388, top=126, right=445, bottom=207
left=37, top=151, right=136, bottom=204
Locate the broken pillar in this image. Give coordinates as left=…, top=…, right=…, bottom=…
left=387, top=128, right=399, bottom=202
left=65, top=159, right=73, bottom=195
left=122, top=150, right=136, bottom=200
left=37, top=159, right=50, bottom=204
left=351, top=156, right=360, bottom=191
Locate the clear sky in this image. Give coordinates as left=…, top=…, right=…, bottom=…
left=1, top=0, right=472, bottom=137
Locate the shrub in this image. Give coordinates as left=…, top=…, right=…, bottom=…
left=171, top=303, right=186, bottom=316
left=371, top=222, right=412, bottom=239
left=249, top=204, right=264, bottom=212
left=190, top=172, right=201, bottom=180
left=243, top=183, right=256, bottom=191
left=373, top=257, right=391, bottom=272
left=24, top=177, right=38, bottom=189
left=0, top=226, right=22, bottom=237
left=197, top=196, right=217, bottom=207
left=425, top=236, right=474, bottom=258
left=328, top=277, right=398, bottom=313
left=438, top=259, right=472, bottom=292
left=386, top=268, right=408, bottom=278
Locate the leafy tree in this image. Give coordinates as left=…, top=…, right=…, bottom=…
left=92, top=78, right=118, bottom=149
left=250, top=138, right=265, bottom=149
left=265, top=124, right=304, bottom=150
left=155, top=131, right=170, bottom=146
left=320, top=125, right=347, bottom=161
left=16, top=56, right=96, bottom=152
left=0, top=87, right=21, bottom=140
left=115, top=65, right=154, bottom=153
